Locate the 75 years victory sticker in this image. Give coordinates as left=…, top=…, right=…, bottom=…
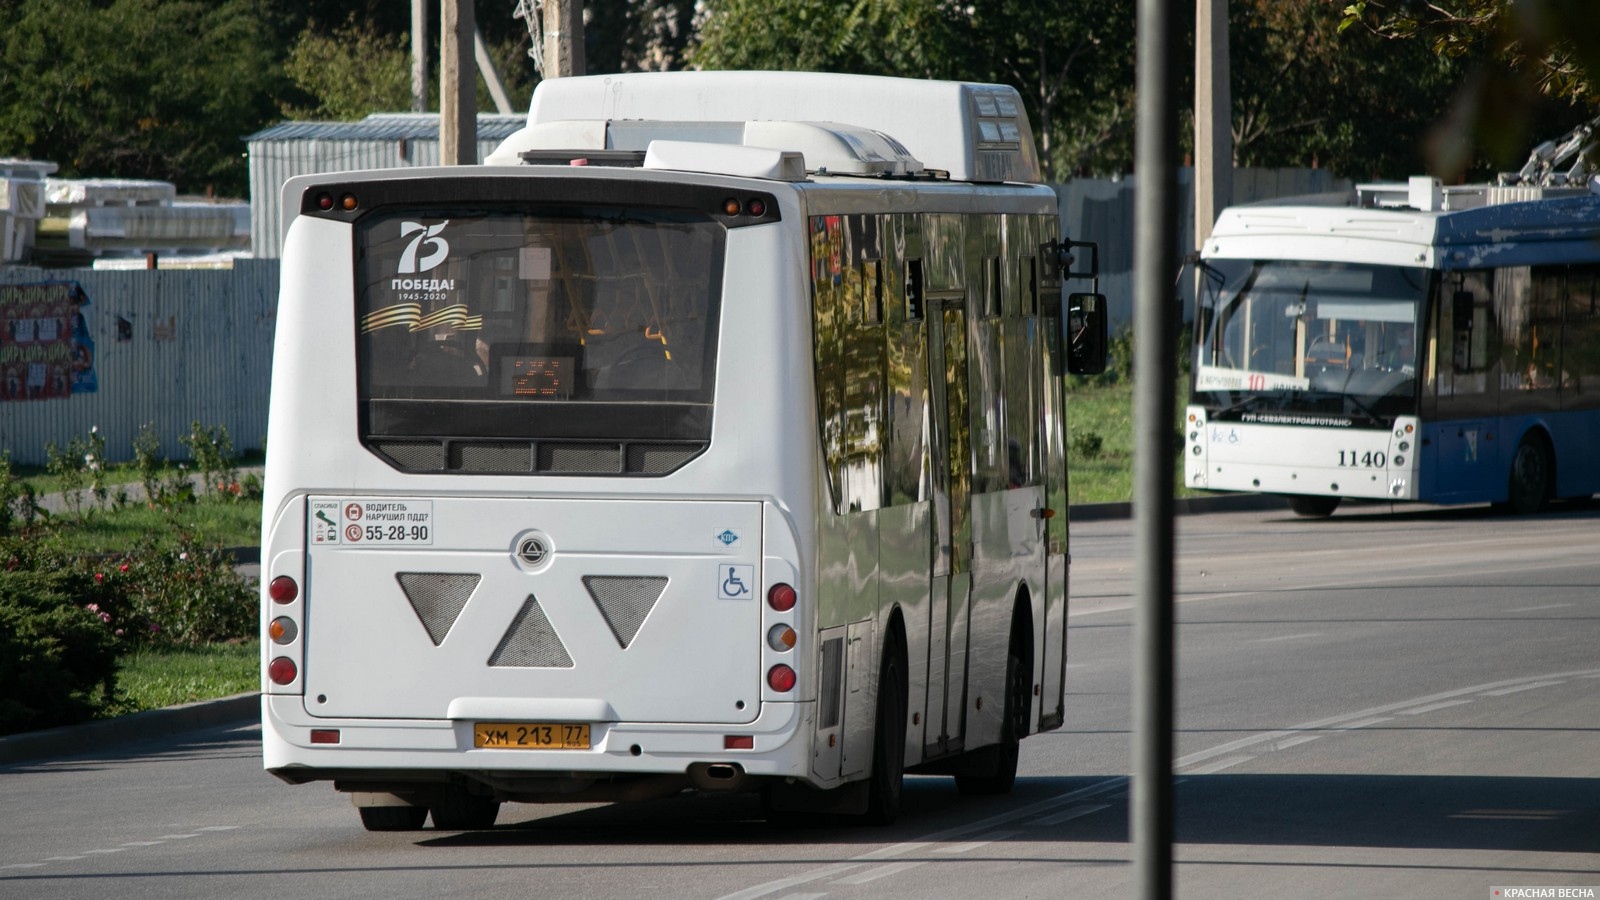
left=310, top=499, right=434, bottom=546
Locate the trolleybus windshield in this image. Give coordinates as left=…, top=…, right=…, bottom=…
left=1194, top=260, right=1427, bottom=425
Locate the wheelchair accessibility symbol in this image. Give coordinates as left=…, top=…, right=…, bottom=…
left=718, top=564, right=755, bottom=600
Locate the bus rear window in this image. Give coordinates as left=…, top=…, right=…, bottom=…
left=354, top=207, right=724, bottom=473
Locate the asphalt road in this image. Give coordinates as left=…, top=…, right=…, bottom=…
left=3, top=502, right=1598, bottom=899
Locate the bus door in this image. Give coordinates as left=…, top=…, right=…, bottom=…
left=1427, top=271, right=1500, bottom=501
left=924, top=294, right=973, bottom=756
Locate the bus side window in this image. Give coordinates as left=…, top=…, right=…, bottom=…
left=1566, top=266, right=1600, bottom=408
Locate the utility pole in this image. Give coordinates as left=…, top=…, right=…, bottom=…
left=1134, top=0, right=1179, bottom=895
left=440, top=0, right=476, bottom=165
left=411, top=0, right=429, bottom=112
left=542, top=0, right=585, bottom=78
left=1195, top=0, right=1232, bottom=248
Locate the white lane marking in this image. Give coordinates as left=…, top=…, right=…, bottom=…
left=0, top=863, right=45, bottom=869
left=1173, top=668, right=1600, bottom=772
left=1507, top=603, right=1574, bottom=613
left=772, top=894, right=827, bottom=900
left=1336, top=716, right=1392, bottom=730
left=120, top=841, right=164, bottom=847
left=1182, top=755, right=1253, bottom=775
left=1482, top=680, right=1563, bottom=697
left=79, top=849, right=126, bottom=855
left=716, top=777, right=1129, bottom=900
left=157, top=834, right=200, bottom=840
left=1070, top=558, right=1600, bottom=618
left=1396, top=699, right=1473, bottom=716
left=1270, top=734, right=1320, bottom=751
left=832, top=861, right=926, bottom=885
left=936, top=830, right=1022, bottom=854
left=195, top=825, right=241, bottom=832
left=42, top=856, right=84, bottom=862
left=1032, top=803, right=1111, bottom=827
left=1247, top=633, right=1323, bottom=643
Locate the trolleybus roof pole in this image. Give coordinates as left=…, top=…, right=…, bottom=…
left=1134, top=0, right=1179, bottom=894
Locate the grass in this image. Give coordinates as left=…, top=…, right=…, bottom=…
left=1065, top=379, right=1203, bottom=505
left=106, top=643, right=257, bottom=716
left=27, top=501, right=263, bottom=555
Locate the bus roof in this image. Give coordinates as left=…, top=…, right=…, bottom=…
left=491, top=71, right=1040, bottom=185
left=1206, top=179, right=1600, bottom=269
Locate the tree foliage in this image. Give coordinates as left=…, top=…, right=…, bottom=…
left=0, top=0, right=284, bottom=196
left=1339, top=0, right=1600, bottom=177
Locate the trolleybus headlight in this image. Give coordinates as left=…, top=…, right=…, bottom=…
left=1399, top=441, right=1410, bottom=452
left=767, top=624, right=797, bottom=651
left=269, top=616, right=298, bottom=645
left=269, top=575, right=299, bottom=604
left=767, top=583, right=797, bottom=612
left=767, top=664, right=797, bottom=692
left=268, top=656, right=298, bottom=685
left=1393, top=455, right=1405, bottom=466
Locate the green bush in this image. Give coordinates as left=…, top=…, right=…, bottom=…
left=0, top=569, right=119, bottom=735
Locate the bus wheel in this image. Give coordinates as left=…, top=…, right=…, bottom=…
left=1288, top=495, right=1341, bottom=518
left=429, top=786, right=501, bottom=830
left=1505, top=435, right=1552, bottom=515
left=358, top=805, right=428, bottom=832
left=956, top=651, right=1024, bottom=797
left=864, top=645, right=907, bottom=825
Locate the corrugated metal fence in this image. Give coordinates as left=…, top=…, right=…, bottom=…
left=0, top=260, right=277, bottom=465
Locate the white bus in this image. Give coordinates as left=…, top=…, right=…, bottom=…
left=1187, top=171, right=1600, bottom=516
left=261, top=71, right=1107, bottom=831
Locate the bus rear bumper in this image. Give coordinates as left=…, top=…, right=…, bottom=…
left=262, top=694, right=812, bottom=786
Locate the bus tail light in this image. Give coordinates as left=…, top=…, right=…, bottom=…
left=767, top=624, right=796, bottom=651
left=767, top=664, right=796, bottom=692
left=269, top=617, right=298, bottom=644
left=269, top=575, right=299, bottom=604
left=767, top=583, right=796, bottom=612
left=723, top=735, right=754, bottom=750
left=268, top=657, right=298, bottom=686
left=310, top=729, right=341, bottom=745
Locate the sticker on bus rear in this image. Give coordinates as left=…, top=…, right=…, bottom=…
left=309, top=499, right=434, bottom=546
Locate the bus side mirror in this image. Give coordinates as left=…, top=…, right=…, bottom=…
left=1452, top=290, right=1474, bottom=332
left=1066, top=292, right=1108, bottom=375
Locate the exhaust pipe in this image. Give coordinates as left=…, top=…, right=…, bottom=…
left=688, top=762, right=748, bottom=792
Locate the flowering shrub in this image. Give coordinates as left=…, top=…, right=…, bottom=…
left=2, top=530, right=254, bottom=651
left=0, top=568, right=120, bottom=735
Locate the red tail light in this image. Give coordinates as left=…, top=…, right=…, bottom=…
left=767, top=583, right=796, bottom=612
left=767, top=664, right=796, bottom=692
left=268, top=657, right=298, bottom=685
left=269, top=576, right=299, bottom=604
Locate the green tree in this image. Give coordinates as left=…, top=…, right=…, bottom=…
left=1339, top=0, right=1600, bottom=177
left=690, top=0, right=1137, bottom=179
left=0, top=0, right=285, bottom=197
left=281, top=17, right=415, bottom=119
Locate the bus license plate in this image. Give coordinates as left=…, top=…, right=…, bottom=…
left=473, top=723, right=590, bottom=750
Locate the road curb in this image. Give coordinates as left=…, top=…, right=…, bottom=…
left=0, top=693, right=259, bottom=766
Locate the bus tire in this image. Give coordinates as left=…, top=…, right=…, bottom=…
left=1505, top=434, right=1552, bottom=515
left=1288, top=495, right=1341, bottom=518
left=864, top=642, right=907, bottom=825
left=358, top=805, right=428, bottom=832
left=955, top=651, right=1024, bottom=797
left=429, top=786, right=501, bottom=830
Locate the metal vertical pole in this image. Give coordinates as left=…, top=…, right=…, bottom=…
left=411, top=0, right=429, bottom=112
left=1133, top=0, right=1179, bottom=896
left=440, top=0, right=476, bottom=166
